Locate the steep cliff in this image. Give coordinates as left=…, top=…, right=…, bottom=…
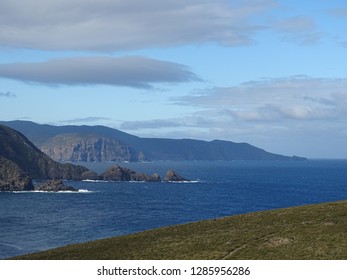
left=40, top=134, right=141, bottom=162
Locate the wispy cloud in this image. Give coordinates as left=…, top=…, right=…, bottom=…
left=61, top=117, right=111, bottom=124
left=0, top=91, right=16, bottom=97
left=329, top=7, right=347, bottom=48
left=272, top=16, right=322, bottom=45
left=120, top=119, right=183, bottom=130
left=0, top=0, right=276, bottom=51
left=0, top=56, right=199, bottom=88
left=329, top=8, right=347, bottom=18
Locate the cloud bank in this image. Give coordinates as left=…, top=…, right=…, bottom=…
left=0, top=0, right=275, bottom=51
left=178, top=76, right=347, bottom=121
left=0, top=56, right=199, bottom=88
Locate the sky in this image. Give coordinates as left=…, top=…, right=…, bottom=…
left=1, top=0, right=347, bottom=159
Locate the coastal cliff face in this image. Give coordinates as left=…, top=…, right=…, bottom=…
left=40, top=134, right=142, bottom=162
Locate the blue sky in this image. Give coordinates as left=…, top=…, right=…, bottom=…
left=1, top=0, right=347, bottom=158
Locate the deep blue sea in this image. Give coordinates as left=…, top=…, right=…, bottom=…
left=1, top=160, right=347, bottom=259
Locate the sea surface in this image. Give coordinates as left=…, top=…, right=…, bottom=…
left=1, top=160, right=347, bottom=259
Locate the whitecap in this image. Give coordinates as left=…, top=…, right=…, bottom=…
left=13, top=189, right=93, bottom=194
left=166, top=180, right=200, bottom=183
left=82, top=179, right=109, bottom=183
left=77, top=189, right=93, bottom=193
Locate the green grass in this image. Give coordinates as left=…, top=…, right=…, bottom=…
left=12, top=200, right=347, bottom=260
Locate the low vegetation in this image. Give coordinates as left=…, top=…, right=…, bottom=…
left=13, top=200, right=347, bottom=260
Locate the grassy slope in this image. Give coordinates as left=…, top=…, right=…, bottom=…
left=13, top=200, right=347, bottom=260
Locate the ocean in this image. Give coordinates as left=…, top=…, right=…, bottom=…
left=1, top=160, right=347, bottom=259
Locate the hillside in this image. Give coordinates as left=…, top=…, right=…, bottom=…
left=1, top=120, right=306, bottom=162
left=12, top=200, right=347, bottom=260
left=0, top=124, right=89, bottom=180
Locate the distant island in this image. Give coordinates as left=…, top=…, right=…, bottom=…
left=1, top=120, right=306, bottom=162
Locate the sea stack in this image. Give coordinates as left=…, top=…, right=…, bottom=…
left=163, top=170, right=189, bottom=182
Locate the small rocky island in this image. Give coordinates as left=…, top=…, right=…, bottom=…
left=99, top=165, right=161, bottom=182
left=34, top=179, right=78, bottom=192
left=83, top=165, right=189, bottom=183
left=163, top=169, right=189, bottom=182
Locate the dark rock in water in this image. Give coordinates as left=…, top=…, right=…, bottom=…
left=0, top=156, right=34, bottom=191
left=100, top=165, right=161, bottom=182
left=35, top=179, right=78, bottom=192
left=100, top=165, right=131, bottom=181
left=163, top=170, right=189, bottom=182
left=148, top=173, right=161, bottom=182
left=81, top=170, right=99, bottom=180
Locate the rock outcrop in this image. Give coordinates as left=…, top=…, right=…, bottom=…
left=0, top=156, right=34, bottom=191
left=163, top=170, right=189, bottom=182
left=100, top=165, right=161, bottom=182
left=34, top=179, right=78, bottom=192
left=81, top=170, right=99, bottom=180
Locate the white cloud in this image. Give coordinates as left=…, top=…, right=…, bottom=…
left=0, top=56, right=199, bottom=88
left=0, top=0, right=276, bottom=51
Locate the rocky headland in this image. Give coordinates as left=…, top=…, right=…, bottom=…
left=0, top=124, right=89, bottom=181
left=0, top=124, right=190, bottom=192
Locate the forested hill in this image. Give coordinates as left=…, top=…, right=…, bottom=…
left=1, top=120, right=306, bottom=162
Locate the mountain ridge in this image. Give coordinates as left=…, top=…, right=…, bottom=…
left=0, top=120, right=306, bottom=162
